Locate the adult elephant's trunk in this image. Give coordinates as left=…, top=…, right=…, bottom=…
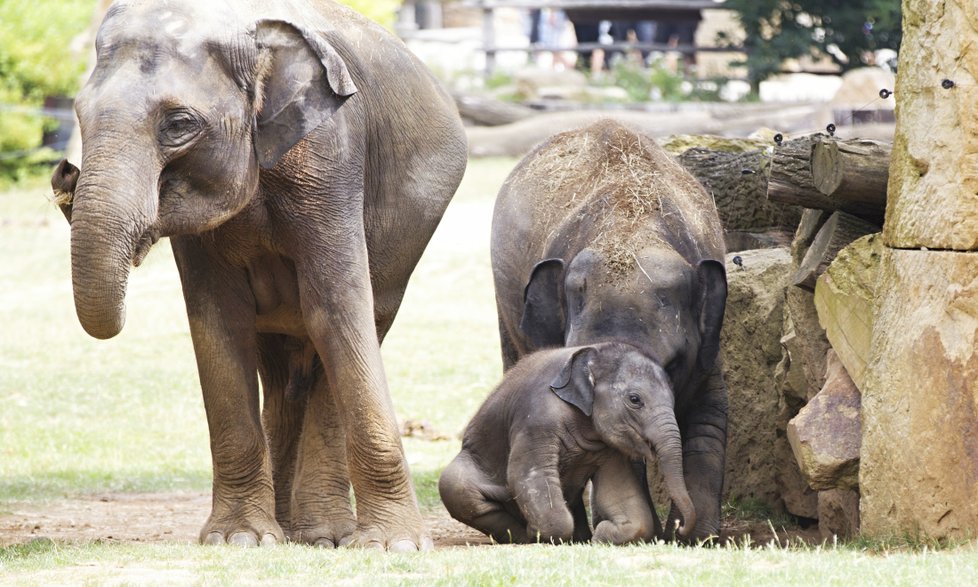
left=647, top=407, right=696, bottom=540
left=70, top=147, right=159, bottom=340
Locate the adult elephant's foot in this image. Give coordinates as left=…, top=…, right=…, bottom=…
left=199, top=506, right=285, bottom=546
left=347, top=523, right=434, bottom=552
left=288, top=502, right=357, bottom=548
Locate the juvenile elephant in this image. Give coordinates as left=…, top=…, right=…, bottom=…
left=491, top=120, right=728, bottom=542
left=51, top=0, right=466, bottom=550
left=439, top=342, right=695, bottom=544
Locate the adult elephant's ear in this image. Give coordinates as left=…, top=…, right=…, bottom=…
left=696, top=260, right=727, bottom=371
left=550, top=347, right=596, bottom=417
left=519, top=258, right=565, bottom=349
left=254, top=20, right=358, bottom=168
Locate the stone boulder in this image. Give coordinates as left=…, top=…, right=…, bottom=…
left=719, top=247, right=793, bottom=508
left=787, top=350, right=861, bottom=491
left=818, top=489, right=860, bottom=540
left=861, top=248, right=978, bottom=539
left=814, top=233, right=883, bottom=391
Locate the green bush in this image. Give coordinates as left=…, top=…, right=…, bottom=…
left=0, top=0, right=95, bottom=180
left=337, top=0, right=399, bottom=27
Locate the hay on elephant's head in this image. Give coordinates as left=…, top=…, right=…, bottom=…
left=521, top=119, right=709, bottom=277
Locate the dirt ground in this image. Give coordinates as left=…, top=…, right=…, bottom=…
left=0, top=492, right=819, bottom=548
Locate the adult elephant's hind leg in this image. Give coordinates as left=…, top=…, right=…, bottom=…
left=258, top=334, right=308, bottom=533
left=172, top=237, right=283, bottom=546
left=289, top=371, right=357, bottom=547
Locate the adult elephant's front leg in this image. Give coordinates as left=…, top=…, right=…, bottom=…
left=172, top=237, right=283, bottom=546
left=296, top=221, right=428, bottom=552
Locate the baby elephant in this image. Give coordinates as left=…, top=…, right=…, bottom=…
left=439, top=342, right=695, bottom=544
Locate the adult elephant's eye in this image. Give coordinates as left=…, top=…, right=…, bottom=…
left=159, top=110, right=203, bottom=148
left=627, top=393, right=644, bottom=408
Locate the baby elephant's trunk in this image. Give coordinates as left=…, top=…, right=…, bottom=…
left=647, top=407, right=696, bottom=539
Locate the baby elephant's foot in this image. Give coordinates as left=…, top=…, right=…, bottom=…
left=200, top=511, right=284, bottom=547
left=592, top=519, right=654, bottom=545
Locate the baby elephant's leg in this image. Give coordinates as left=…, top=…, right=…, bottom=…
left=439, top=453, right=529, bottom=544
left=590, top=454, right=658, bottom=544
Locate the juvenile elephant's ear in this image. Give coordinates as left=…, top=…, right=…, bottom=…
left=254, top=20, right=358, bottom=168
left=696, top=260, right=727, bottom=372
left=520, top=258, right=566, bottom=349
left=550, top=347, right=596, bottom=417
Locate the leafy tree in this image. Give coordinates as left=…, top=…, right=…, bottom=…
left=723, top=0, right=902, bottom=91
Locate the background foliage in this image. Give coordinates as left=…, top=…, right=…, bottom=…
left=724, top=0, right=902, bottom=90
left=0, top=0, right=93, bottom=180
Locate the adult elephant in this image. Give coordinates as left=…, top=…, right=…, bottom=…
left=490, top=120, right=727, bottom=542
left=52, top=0, right=466, bottom=551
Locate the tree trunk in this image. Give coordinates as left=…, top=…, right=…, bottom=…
left=452, top=92, right=537, bottom=127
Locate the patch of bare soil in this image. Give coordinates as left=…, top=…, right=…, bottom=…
left=0, top=492, right=817, bottom=548
left=0, top=492, right=489, bottom=548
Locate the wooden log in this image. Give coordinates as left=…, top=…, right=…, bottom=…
left=811, top=137, right=891, bottom=224
left=678, top=147, right=802, bottom=232
left=790, top=208, right=832, bottom=266
left=767, top=134, right=832, bottom=210
left=790, top=211, right=880, bottom=291
left=452, top=92, right=536, bottom=127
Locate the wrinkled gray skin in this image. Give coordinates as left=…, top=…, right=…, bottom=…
left=439, top=343, right=695, bottom=544
left=491, top=120, right=728, bottom=542
left=51, top=0, right=466, bottom=551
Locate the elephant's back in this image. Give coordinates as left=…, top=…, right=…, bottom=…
left=493, top=119, right=724, bottom=271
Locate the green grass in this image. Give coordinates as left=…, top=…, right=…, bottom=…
left=2, top=159, right=978, bottom=583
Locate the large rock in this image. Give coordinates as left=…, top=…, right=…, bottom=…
left=818, top=489, right=860, bottom=540
left=861, top=248, right=978, bottom=539
left=883, top=1, right=978, bottom=250
left=814, top=233, right=883, bottom=391
left=719, top=247, right=792, bottom=508
left=776, top=288, right=830, bottom=404
left=787, top=350, right=861, bottom=491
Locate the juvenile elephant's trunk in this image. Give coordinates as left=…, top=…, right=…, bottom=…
left=647, top=407, right=696, bottom=540
left=69, top=148, right=159, bottom=339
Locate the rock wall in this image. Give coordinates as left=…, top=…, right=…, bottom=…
left=860, top=0, right=978, bottom=540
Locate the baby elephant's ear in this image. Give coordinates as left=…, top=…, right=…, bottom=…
left=550, top=347, right=596, bottom=416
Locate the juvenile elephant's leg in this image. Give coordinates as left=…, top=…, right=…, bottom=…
left=439, top=453, right=529, bottom=544
left=667, top=369, right=728, bottom=543
left=507, top=436, right=575, bottom=544
left=590, top=454, right=657, bottom=544
left=257, top=334, right=307, bottom=531
left=172, top=237, right=283, bottom=546
left=289, top=372, right=357, bottom=547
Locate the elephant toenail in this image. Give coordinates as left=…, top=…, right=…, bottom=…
left=314, top=538, right=337, bottom=548
left=260, top=533, right=278, bottom=546
left=203, top=532, right=225, bottom=545
left=337, top=535, right=354, bottom=548
left=228, top=532, right=259, bottom=547
left=390, top=539, right=420, bottom=553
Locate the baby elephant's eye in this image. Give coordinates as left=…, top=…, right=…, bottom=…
left=627, top=393, right=644, bottom=408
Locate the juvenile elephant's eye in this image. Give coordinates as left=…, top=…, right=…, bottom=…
left=627, top=393, right=644, bottom=408
left=159, top=110, right=203, bottom=148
